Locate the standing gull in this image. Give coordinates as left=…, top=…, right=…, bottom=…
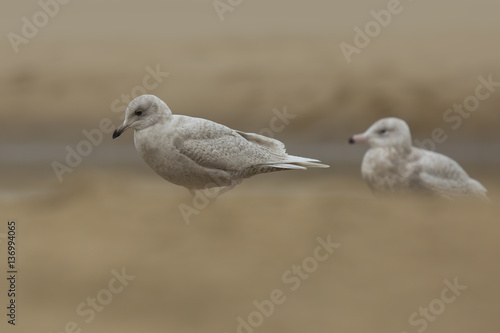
left=113, top=94, right=328, bottom=195
left=349, top=117, right=487, bottom=198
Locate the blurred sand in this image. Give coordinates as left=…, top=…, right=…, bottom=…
left=1, top=165, right=499, bottom=333
left=2, top=35, right=500, bottom=145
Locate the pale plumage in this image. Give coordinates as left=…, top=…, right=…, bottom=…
left=113, top=95, right=328, bottom=194
left=349, top=117, right=487, bottom=198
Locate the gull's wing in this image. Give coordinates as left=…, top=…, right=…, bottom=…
left=411, top=149, right=483, bottom=197
left=172, top=116, right=286, bottom=171
left=235, top=131, right=286, bottom=154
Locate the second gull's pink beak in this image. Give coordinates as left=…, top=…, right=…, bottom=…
left=348, top=133, right=368, bottom=144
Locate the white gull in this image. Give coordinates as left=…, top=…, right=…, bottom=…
left=113, top=95, right=328, bottom=195
left=349, top=117, right=487, bottom=198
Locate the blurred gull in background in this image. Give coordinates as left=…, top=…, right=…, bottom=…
left=113, top=94, right=328, bottom=196
left=349, top=117, right=488, bottom=199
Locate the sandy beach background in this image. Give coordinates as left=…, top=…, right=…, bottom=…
left=1, top=1, right=499, bottom=332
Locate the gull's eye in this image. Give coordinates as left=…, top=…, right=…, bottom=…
left=378, top=129, right=387, bottom=135
left=135, top=110, right=143, bottom=116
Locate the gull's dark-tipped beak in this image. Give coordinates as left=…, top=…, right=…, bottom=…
left=349, top=133, right=367, bottom=144
left=112, top=128, right=122, bottom=139
left=113, top=123, right=131, bottom=139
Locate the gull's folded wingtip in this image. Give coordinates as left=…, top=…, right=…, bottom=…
left=311, top=162, right=330, bottom=168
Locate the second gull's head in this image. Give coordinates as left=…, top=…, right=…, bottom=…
left=349, top=117, right=412, bottom=149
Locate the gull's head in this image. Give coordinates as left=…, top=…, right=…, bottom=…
left=112, top=95, right=172, bottom=139
left=349, top=117, right=412, bottom=149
